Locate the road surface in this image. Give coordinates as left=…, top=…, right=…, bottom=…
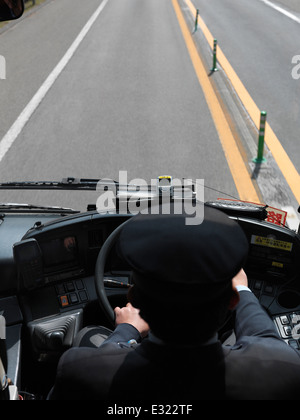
left=192, top=0, right=300, bottom=175
left=0, top=0, right=298, bottom=221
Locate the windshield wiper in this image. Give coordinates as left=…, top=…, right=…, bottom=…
left=0, top=203, right=79, bottom=214
left=0, top=177, right=197, bottom=204
left=0, top=178, right=271, bottom=221
left=0, top=178, right=103, bottom=191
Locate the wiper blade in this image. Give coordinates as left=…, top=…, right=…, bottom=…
left=0, top=178, right=103, bottom=191
left=0, top=177, right=193, bottom=194
left=0, top=177, right=198, bottom=206
left=0, top=203, right=79, bottom=214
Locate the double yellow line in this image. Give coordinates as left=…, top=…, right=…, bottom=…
left=172, top=0, right=300, bottom=204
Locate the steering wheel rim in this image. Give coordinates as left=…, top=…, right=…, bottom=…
left=95, top=219, right=131, bottom=326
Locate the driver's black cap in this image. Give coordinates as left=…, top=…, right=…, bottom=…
left=117, top=205, right=249, bottom=342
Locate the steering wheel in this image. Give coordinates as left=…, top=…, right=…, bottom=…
left=94, top=219, right=131, bottom=326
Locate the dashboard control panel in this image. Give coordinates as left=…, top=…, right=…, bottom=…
left=55, top=279, right=88, bottom=309
left=273, top=312, right=300, bottom=350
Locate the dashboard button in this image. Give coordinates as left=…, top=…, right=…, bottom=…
left=75, top=280, right=84, bottom=290
left=280, top=315, right=289, bottom=325
left=79, top=291, right=88, bottom=302
left=59, top=295, right=69, bottom=308
left=254, top=281, right=262, bottom=290
left=56, top=284, right=65, bottom=295
left=284, top=326, right=292, bottom=337
left=69, top=293, right=79, bottom=304
left=65, top=282, right=75, bottom=292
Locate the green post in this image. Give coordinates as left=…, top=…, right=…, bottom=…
left=253, top=111, right=267, bottom=163
left=195, top=9, right=199, bottom=32
left=211, top=39, right=218, bottom=72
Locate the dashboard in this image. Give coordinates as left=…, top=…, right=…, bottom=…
left=236, top=217, right=300, bottom=349
left=8, top=211, right=300, bottom=323
left=1, top=208, right=300, bottom=388
left=0, top=211, right=133, bottom=386
left=16, top=212, right=133, bottom=321
left=1, top=210, right=300, bottom=323
left=0, top=210, right=299, bottom=316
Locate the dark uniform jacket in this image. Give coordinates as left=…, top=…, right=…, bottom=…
left=49, top=291, right=300, bottom=400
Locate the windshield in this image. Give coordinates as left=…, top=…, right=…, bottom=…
left=0, top=0, right=299, bottom=223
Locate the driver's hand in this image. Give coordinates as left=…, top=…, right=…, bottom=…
left=114, top=303, right=150, bottom=338
left=232, top=268, right=248, bottom=289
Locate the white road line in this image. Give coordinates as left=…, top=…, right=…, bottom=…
left=0, top=0, right=109, bottom=163
left=258, top=0, right=300, bottom=24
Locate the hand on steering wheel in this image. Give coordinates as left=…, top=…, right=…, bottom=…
left=94, top=220, right=131, bottom=326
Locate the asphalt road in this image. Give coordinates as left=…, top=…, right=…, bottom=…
left=192, top=0, right=300, bottom=175
left=0, top=0, right=240, bottom=210
left=0, top=0, right=298, bottom=214
left=276, top=0, right=300, bottom=14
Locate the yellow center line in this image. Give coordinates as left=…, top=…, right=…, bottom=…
left=185, top=0, right=300, bottom=205
left=172, top=0, right=260, bottom=203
